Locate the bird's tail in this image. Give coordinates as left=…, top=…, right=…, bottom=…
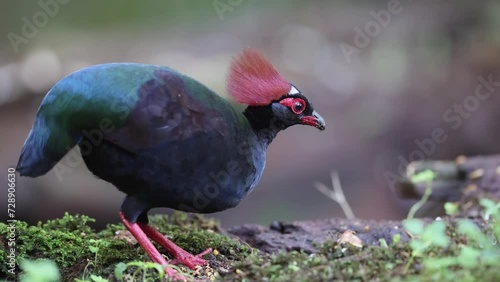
left=16, top=117, right=76, bottom=177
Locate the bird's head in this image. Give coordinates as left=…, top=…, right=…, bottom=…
left=227, top=49, right=325, bottom=131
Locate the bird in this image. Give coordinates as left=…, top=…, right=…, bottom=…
left=16, top=49, right=325, bottom=278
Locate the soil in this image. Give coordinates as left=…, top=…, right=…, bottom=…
left=228, top=218, right=411, bottom=254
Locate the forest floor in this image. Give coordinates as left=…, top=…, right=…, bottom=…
left=0, top=210, right=499, bottom=282
left=1, top=155, right=500, bottom=281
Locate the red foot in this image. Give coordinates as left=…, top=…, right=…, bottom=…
left=119, top=212, right=187, bottom=281
left=119, top=211, right=211, bottom=279
left=163, top=266, right=187, bottom=281
left=139, top=222, right=211, bottom=269
left=170, top=248, right=212, bottom=269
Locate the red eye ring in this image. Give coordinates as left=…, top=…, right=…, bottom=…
left=292, top=100, right=305, bottom=114
left=279, top=98, right=306, bottom=115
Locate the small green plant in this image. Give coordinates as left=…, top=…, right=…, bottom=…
left=421, top=217, right=500, bottom=273
left=75, top=274, right=109, bottom=282
left=79, top=239, right=112, bottom=281
left=88, top=239, right=111, bottom=266
left=444, top=202, right=459, bottom=216
left=379, top=238, right=389, bottom=248
left=407, top=169, right=437, bottom=219
left=480, top=198, right=500, bottom=221
left=403, top=197, right=500, bottom=278
left=19, top=259, right=61, bottom=282
left=392, top=233, right=401, bottom=246
left=402, top=219, right=450, bottom=272
left=114, top=261, right=175, bottom=282
left=379, top=234, right=401, bottom=248
left=403, top=167, right=500, bottom=277
left=403, top=169, right=442, bottom=272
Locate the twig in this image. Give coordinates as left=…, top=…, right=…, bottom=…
left=314, top=171, right=355, bottom=220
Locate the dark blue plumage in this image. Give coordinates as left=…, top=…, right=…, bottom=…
left=81, top=70, right=267, bottom=220
left=17, top=50, right=325, bottom=277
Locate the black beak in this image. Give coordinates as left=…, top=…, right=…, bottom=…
left=313, top=111, right=326, bottom=130
left=300, top=110, right=326, bottom=130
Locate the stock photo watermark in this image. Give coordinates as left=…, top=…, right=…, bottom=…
left=6, top=167, right=17, bottom=276
left=177, top=155, right=250, bottom=213
left=53, top=98, right=129, bottom=182
left=339, top=0, right=408, bottom=63
left=383, top=73, right=500, bottom=190
left=213, top=0, right=246, bottom=21
left=7, top=0, right=71, bottom=54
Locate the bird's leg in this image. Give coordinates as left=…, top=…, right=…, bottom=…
left=119, top=212, right=184, bottom=280
left=138, top=222, right=212, bottom=269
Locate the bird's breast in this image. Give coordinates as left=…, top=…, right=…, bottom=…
left=82, top=129, right=266, bottom=214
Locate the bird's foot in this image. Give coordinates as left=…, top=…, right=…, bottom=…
left=170, top=248, right=212, bottom=269
left=163, top=266, right=188, bottom=281
left=119, top=212, right=189, bottom=280
left=136, top=221, right=212, bottom=269
left=163, top=264, right=187, bottom=281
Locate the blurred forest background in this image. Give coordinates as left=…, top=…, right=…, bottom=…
left=1, top=0, right=499, bottom=228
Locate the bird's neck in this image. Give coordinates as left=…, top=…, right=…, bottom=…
left=243, top=105, right=286, bottom=146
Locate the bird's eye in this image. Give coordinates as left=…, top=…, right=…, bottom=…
left=291, top=99, right=306, bottom=114
left=279, top=97, right=307, bottom=114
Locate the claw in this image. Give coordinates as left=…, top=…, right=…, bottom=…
left=164, top=266, right=187, bottom=281
left=119, top=211, right=211, bottom=278
left=139, top=222, right=211, bottom=269
left=170, top=248, right=212, bottom=269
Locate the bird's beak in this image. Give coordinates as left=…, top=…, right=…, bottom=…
left=300, top=110, right=326, bottom=131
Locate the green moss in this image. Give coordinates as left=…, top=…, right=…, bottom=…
left=1, top=214, right=96, bottom=275
left=1, top=211, right=498, bottom=282
left=226, top=244, right=413, bottom=282
left=222, top=215, right=500, bottom=281
left=148, top=213, right=251, bottom=257
left=0, top=212, right=250, bottom=281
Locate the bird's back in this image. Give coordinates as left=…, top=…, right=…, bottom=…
left=17, top=63, right=257, bottom=181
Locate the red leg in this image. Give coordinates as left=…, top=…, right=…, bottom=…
left=139, top=222, right=211, bottom=269
left=119, top=212, right=184, bottom=280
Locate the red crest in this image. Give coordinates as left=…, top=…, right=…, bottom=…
left=227, top=49, right=290, bottom=106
